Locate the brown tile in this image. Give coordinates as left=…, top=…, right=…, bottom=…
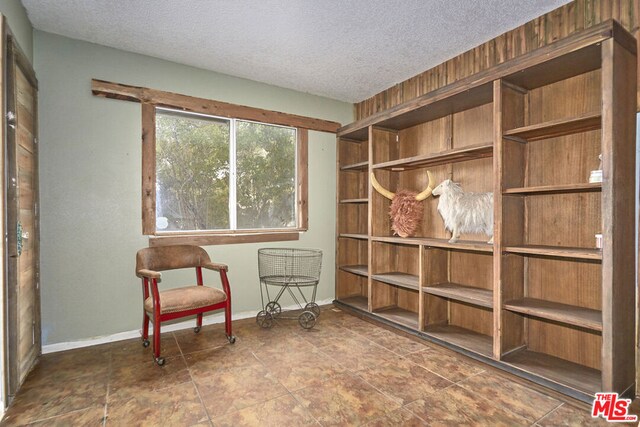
left=25, top=406, right=106, bottom=426
left=24, top=345, right=110, bottom=388
left=297, top=321, right=360, bottom=348
left=174, top=323, right=231, bottom=354
left=109, top=356, right=191, bottom=401
left=405, top=385, right=530, bottom=425
left=293, top=372, right=401, bottom=426
left=317, top=334, right=400, bottom=372
left=106, top=382, right=209, bottom=426
left=1, top=375, right=107, bottom=426
left=255, top=346, right=346, bottom=392
left=211, top=394, right=318, bottom=427
left=110, top=333, right=181, bottom=367
left=404, top=344, right=484, bottom=382
left=230, top=322, right=297, bottom=351
left=185, top=346, right=262, bottom=379
left=362, top=328, right=428, bottom=355
left=457, top=372, right=562, bottom=423
left=537, top=403, right=612, bottom=426
left=364, top=408, right=426, bottom=427
left=195, top=365, right=288, bottom=418
left=357, top=358, right=452, bottom=405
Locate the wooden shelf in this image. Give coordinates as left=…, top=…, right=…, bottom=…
left=423, top=324, right=493, bottom=357
left=424, top=283, right=493, bottom=309
left=340, top=160, right=369, bottom=171
left=504, top=245, right=602, bottom=261
left=504, top=349, right=602, bottom=396
left=503, top=112, right=601, bottom=142
left=372, top=143, right=493, bottom=171
left=339, top=198, right=368, bottom=204
left=372, top=272, right=419, bottom=291
left=372, top=235, right=493, bottom=253
left=338, top=233, right=368, bottom=240
left=337, top=295, right=368, bottom=311
left=503, top=182, right=602, bottom=195
left=375, top=306, right=419, bottom=329
left=340, top=264, right=368, bottom=277
left=504, top=298, right=602, bottom=331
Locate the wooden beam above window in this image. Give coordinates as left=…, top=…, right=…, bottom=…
left=91, top=79, right=342, bottom=134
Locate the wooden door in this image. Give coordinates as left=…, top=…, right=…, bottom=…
left=5, top=33, right=39, bottom=398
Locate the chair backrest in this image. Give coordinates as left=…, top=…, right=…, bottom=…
left=136, top=245, right=211, bottom=274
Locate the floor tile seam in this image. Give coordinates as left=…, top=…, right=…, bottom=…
left=13, top=405, right=104, bottom=427
left=284, top=391, right=324, bottom=426
left=400, top=352, right=484, bottom=384
left=183, top=336, right=216, bottom=426
left=532, top=402, right=565, bottom=425
left=445, top=380, right=541, bottom=425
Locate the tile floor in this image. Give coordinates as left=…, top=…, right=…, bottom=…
left=0, top=305, right=630, bottom=426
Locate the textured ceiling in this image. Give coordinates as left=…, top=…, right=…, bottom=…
left=22, top=0, right=570, bottom=102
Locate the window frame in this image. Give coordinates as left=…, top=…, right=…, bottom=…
left=142, top=103, right=308, bottom=246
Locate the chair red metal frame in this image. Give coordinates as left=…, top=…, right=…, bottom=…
left=136, top=246, right=234, bottom=365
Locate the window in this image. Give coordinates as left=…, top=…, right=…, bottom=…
left=141, top=104, right=309, bottom=246
left=154, top=109, right=298, bottom=233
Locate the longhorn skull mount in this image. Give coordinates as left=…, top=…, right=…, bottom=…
left=370, top=171, right=435, bottom=238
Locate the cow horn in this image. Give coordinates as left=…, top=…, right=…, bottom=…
left=415, top=170, right=435, bottom=201
left=370, top=173, right=395, bottom=200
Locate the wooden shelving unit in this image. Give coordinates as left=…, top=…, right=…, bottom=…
left=504, top=298, right=602, bottom=331
left=335, top=21, right=636, bottom=402
left=504, top=245, right=602, bottom=261
left=424, top=283, right=493, bottom=309
left=503, top=112, right=601, bottom=142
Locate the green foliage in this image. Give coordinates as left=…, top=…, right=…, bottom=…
left=155, top=112, right=295, bottom=231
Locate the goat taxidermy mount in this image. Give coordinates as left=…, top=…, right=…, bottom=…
left=432, top=179, right=493, bottom=244
left=371, top=171, right=435, bottom=238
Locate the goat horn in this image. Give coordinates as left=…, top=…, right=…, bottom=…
left=415, top=170, right=435, bottom=201
left=370, top=173, right=395, bottom=200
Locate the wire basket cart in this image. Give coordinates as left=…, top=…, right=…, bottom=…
left=256, top=248, right=323, bottom=329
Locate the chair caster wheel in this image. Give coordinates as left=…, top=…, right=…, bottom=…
left=142, top=339, right=150, bottom=348
left=227, top=335, right=236, bottom=344
left=155, top=357, right=165, bottom=366
left=194, top=326, right=201, bottom=333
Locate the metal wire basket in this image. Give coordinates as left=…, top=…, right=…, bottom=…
left=256, top=248, right=323, bottom=329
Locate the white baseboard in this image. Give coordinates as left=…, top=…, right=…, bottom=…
left=42, top=299, right=334, bottom=354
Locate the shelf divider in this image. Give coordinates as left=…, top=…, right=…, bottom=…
left=340, top=264, right=368, bottom=277
left=372, top=142, right=492, bottom=171
left=372, top=272, right=419, bottom=291
left=504, top=245, right=602, bottom=261
left=504, top=297, right=602, bottom=331
left=503, top=112, right=601, bottom=142
left=424, top=283, right=493, bottom=309
left=503, top=182, right=602, bottom=195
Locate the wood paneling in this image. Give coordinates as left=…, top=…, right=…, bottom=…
left=92, top=79, right=341, bottom=134
left=355, top=1, right=639, bottom=120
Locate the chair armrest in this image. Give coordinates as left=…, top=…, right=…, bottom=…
left=202, top=261, right=228, bottom=272
left=137, top=268, right=162, bottom=279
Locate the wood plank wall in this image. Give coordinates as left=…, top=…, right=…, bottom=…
left=354, top=0, right=639, bottom=120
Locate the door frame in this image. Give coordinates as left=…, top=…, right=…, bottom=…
left=3, top=18, right=39, bottom=404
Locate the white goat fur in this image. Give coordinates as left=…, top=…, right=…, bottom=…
left=432, top=180, right=493, bottom=244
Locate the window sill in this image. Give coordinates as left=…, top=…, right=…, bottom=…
left=148, top=230, right=302, bottom=247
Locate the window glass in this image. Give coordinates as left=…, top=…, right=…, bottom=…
left=236, top=120, right=296, bottom=229
left=155, top=110, right=230, bottom=231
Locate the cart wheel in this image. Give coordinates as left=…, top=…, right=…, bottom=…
left=304, top=302, right=321, bottom=317
left=265, top=301, right=281, bottom=317
left=298, top=311, right=317, bottom=329
left=142, top=339, right=150, bottom=348
left=155, top=357, right=165, bottom=366
left=256, top=310, right=273, bottom=329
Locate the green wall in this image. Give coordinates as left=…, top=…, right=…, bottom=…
left=34, top=30, right=352, bottom=345
left=0, top=0, right=32, bottom=62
